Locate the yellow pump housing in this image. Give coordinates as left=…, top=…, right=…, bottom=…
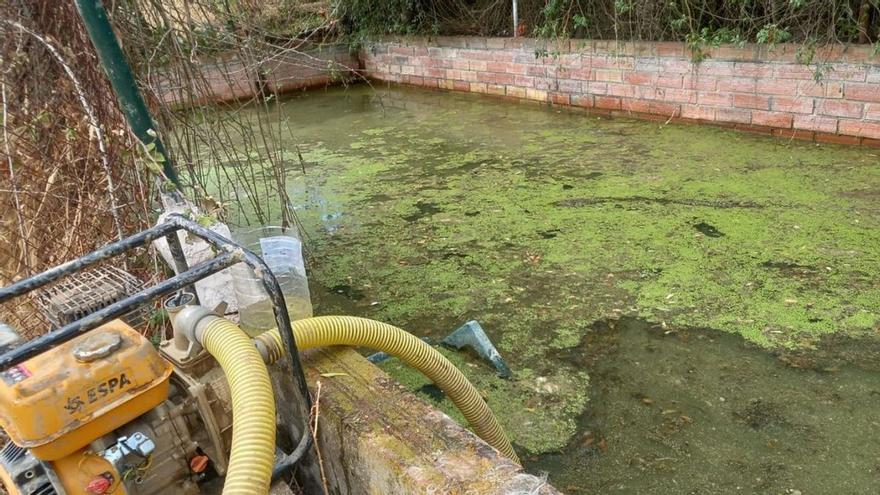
left=0, top=320, right=172, bottom=460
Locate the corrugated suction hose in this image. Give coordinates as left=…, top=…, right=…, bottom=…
left=255, top=315, right=519, bottom=463
left=198, top=316, right=276, bottom=495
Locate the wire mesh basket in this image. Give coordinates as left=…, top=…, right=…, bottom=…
left=35, top=266, right=149, bottom=330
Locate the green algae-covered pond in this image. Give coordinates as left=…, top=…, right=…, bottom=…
left=209, top=85, right=880, bottom=493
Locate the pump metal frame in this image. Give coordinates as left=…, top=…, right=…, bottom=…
left=0, top=214, right=312, bottom=476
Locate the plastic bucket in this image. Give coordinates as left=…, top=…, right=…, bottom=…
left=231, top=226, right=313, bottom=335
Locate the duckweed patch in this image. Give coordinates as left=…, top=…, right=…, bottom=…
left=207, top=85, right=880, bottom=457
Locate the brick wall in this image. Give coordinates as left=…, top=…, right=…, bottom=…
left=153, top=43, right=357, bottom=109
left=360, top=37, right=880, bottom=146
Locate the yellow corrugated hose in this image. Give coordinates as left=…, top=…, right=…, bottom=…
left=256, top=315, right=519, bottom=463
left=199, top=317, right=276, bottom=495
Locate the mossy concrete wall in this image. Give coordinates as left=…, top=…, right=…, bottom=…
left=360, top=37, right=880, bottom=146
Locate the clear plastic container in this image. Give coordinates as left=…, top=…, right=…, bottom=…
left=231, top=226, right=313, bottom=335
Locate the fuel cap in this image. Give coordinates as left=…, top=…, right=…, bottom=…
left=73, top=332, right=123, bottom=362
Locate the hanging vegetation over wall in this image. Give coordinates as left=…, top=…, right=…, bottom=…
left=336, top=0, right=879, bottom=46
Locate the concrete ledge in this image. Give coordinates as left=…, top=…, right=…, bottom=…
left=299, top=348, right=559, bottom=495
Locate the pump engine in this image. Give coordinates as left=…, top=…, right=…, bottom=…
left=0, top=316, right=244, bottom=495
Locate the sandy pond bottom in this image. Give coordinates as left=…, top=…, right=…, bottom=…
left=208, top=84, right=880, bottom=494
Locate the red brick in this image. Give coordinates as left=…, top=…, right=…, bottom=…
left=486, top=38, right=507, bottom=49
left=837, top=45, right=876, bottom=63
left=657, top=74, right=683, bottom=88
left=477, top=71, right=516, bottom=85
left=716, top=108, right=752, bottom=124
left=567, top=68, right=591, bottom=81
left=506, top=86, right=526, bottom=98
left=551, top=92, right=571, bottom=105
left=698, top=92, right=733, bottom=107
left=514, top=75, right=535, bottom=87
left=827, top=64, right=868, bottom=82
left=717, top=78, right=757, bottom=93
left=733, top=62, right=773, bottom=77
left=607, top=83, right=636, bottom=98
left=709, top=45, right=758, bottom=61
left=391, top=46, right=414, bottom=56
left=680, top=104, right=715, bottom=120
left=661, top=59, right=693, bottom=73
left=845, top=83, right=880, bottom=103
left=487, top=84, right=506, bottom=96
left=595, top=96, right=621, bottom=110
left=771, top=96, right=814, bottom=114
left=793, top=115, right=839, bottom=133
left=863, top=137, right=880, bottom=147
left=663, top=88, right=697, bottom=104
left=624, top=71, right=654, bottom=85
left=774, top=64, right=818, bottom=79
left=817, top=100, right=864, bottom=119
left=526, top=65, right=549, bottom=77
left=733, top=94, right=770, bottom=110
left=656, top=42, right=685, bottom=57
left=594, top=69, right=623, bottom=82
left=526, top=88, right=549, bottom=102
left=427, top=58, right=454, bottom=69
left=453, top=80, right=469, bottom=92
left=577, top=82, right=603, bottom=95
left=452, top=59, right=469, bottom=70
left=491, top=51, right=515, bottom=62
left=865, top=104, right=880, bottom=121
left=634, top=85, right=660, bottom=100
left=697, top=61, right=736, bottom=77
left=797, top=81, right=844, bottom=98
left=772, top=128, right=815, bottom=141
left=683, top=75, right=717, bottom=91
left=469, top=60, right=488, bottom=71
left=752, top=111, right=793, bottom=128
left=589, top=55, right=635, bottom=70
left=572, top=95, right=595, bottom=108
left=756, top=79, right=799, bottom=95
left=816, top=133, right=862, bottom=145
left=624, top=98, right=680, bottom=116
left=838, top=119, right=880, bottom=139
left=556, top=79, right=582, bottom=93
left=825, top=82, right=845, bottom=99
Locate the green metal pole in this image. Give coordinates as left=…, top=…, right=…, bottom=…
left=75, top=0, right=181, bottom=189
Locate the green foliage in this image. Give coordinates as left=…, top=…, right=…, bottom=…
left=336, top=0, right=437, bottom=37
left=685, top=27, right=746, bottom=62
left=796, top=38, right=818, bottom=65
left=756, top=23, right=792, bottom=46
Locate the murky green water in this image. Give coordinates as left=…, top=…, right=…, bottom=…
left=203, top=84, right=880, bottom=493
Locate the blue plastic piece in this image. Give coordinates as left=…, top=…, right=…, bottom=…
left=441, top=320, right=512, bottom=378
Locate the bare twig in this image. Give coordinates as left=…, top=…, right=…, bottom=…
left=309, top=380, right=330, bottom=495
left=1, top=82, right=30, bottom=275
left=2, top=19, right=126, bottom=249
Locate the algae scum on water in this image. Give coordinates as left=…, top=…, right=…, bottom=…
left=207, top=85, right=880, bottom=493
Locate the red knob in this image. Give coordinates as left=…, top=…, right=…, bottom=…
left=86, top=474, right=112, bottom=494
left=190, top=454, right=210, bottom=473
